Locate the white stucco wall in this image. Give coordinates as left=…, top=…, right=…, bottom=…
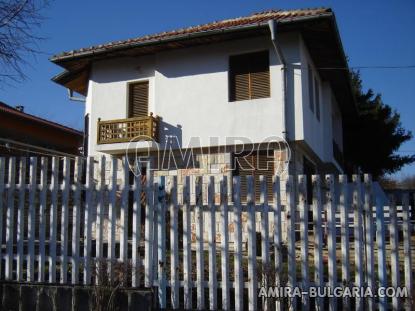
left=86, top=34, right=305, bottom=156
left=299, top=36, right=344, bottom=164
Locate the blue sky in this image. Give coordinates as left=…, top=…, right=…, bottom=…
left=0, top=0, right=414, bottom=177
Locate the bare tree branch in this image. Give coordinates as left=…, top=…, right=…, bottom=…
left=0, top=0, right=50, bottom=84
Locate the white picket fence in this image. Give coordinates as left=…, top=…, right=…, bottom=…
left=0, top=156, right=414, bottom=311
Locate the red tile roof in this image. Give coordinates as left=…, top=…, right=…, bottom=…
left=0, top=102, right=83, bottom=136
left=51, top=8, right=332, bottom=61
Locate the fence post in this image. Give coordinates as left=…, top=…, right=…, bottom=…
left=27, top=157, right=37, bottom=282
left=182, top=176, right=192, bottom=309
left=352, top=175, right=364, bottom=311
left=233, top=176, right=243, bottom=311
left=326, top=174, right=337, bottom=311
left=38, top=157, right=48, bottom=282
left=388, top=194, right=399, bottom=310
left=312, top=175, right=324, bottom=311
left=208, top=176, right=217, bottom=310
left=16, top=157, right=26, bottom=281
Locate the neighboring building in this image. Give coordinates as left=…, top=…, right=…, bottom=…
left=50, top=8, right=356, bottom=200
left=0, top=101, right=83, bottom=157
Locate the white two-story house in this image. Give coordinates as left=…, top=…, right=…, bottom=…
left=51, top=8, right=356, bottom=200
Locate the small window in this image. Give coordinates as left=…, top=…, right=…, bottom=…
left=308, top=65, right=314, bottom=112
left=229, top=51, right=270, bottom=102
left=314, top=77, right=320, bottom=121
left=128, top=81, right=149, bottom=118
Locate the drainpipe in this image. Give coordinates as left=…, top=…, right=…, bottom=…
left=268, top=20, right=295, bottom=175
left=268, top=19, right=287, bottom=142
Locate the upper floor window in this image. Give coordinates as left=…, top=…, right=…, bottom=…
left=128, top=81, right=149, bottom=118
left=229, top=51, right=270, bottom=102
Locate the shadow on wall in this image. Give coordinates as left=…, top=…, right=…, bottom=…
left=158, top=120, right=183, bottom=149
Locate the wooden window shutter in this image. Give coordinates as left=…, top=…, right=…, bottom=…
left=129, top=81, right=149, bottom=118
left=235, top=151, right=274, bottom=202
left=229, top=51, right=270, bottom=101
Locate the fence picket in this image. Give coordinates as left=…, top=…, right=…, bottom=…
left=182, top=176, right=192, bottom=309
left=208, top=176, right=218, bottom=310
left=38, top=157, right=48, bottom=282
left=72, top=157, right=82, bottom=284
left=157, top=177, right=166, bottom=309
left=352, top=175, right=364, bottom=311
left=312, top=175, right=324, bottom=311
left=298, top=175, right=309, bottom=310
left=233, top=176, right=243, bottom=311
left=339, top=175, right=350, bottom=310
left=27, top=157, right=37, bottom=282
left=168, top=176, right=179, bottom=308
left=402, top=194, right=413, bottom=311
left=5, top=157, right=16, bottom=280
left=108, top=157, right=117, bottom=279
left=96, top=156, right=106, bottom=264
left=388, top=194, right=399, bottom=311
left=247, top=175, right=257, bottom=311
left=0, top=158, right=5, bottom=279
left=120, top=157, right=129, bottom=265
left=144, top=166, right=154, bottom=287
left=83, top=156, right=94, bottom=285
left=16, top=157, right=26, bottom=281
left=272, top=175, right=282, bottom=311
left=286, top=175, right=296, bottom=310
left=195, top=176, right=205, bottom=310
left=132, top=161, right=142, bottom=287
left=60, top=157, right=70, bottom=283
left=220, top=176, right=230, bottom=310
left=376, top=196, right=387, bottom=311
left=260, top=175, right=270, bottom=310
left=363, top=174, right=374, bottom=311
left=326, top=174, right=337, bottom=311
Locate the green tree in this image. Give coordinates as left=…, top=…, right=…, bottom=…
left=343, top=71, right=415, bottom=179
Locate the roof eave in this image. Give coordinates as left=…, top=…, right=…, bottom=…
left=50, top=12, right=333, bottom=64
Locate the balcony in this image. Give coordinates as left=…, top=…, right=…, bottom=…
left=97, top=114, right=160, bottom=144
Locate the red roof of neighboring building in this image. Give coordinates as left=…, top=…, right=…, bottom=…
left=0, top=102, right=82, bottom=136
left=50, top=8, right=332, bottom=61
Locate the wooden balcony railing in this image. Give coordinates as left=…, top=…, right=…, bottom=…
left=97, top=114, right=160, bottom=144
